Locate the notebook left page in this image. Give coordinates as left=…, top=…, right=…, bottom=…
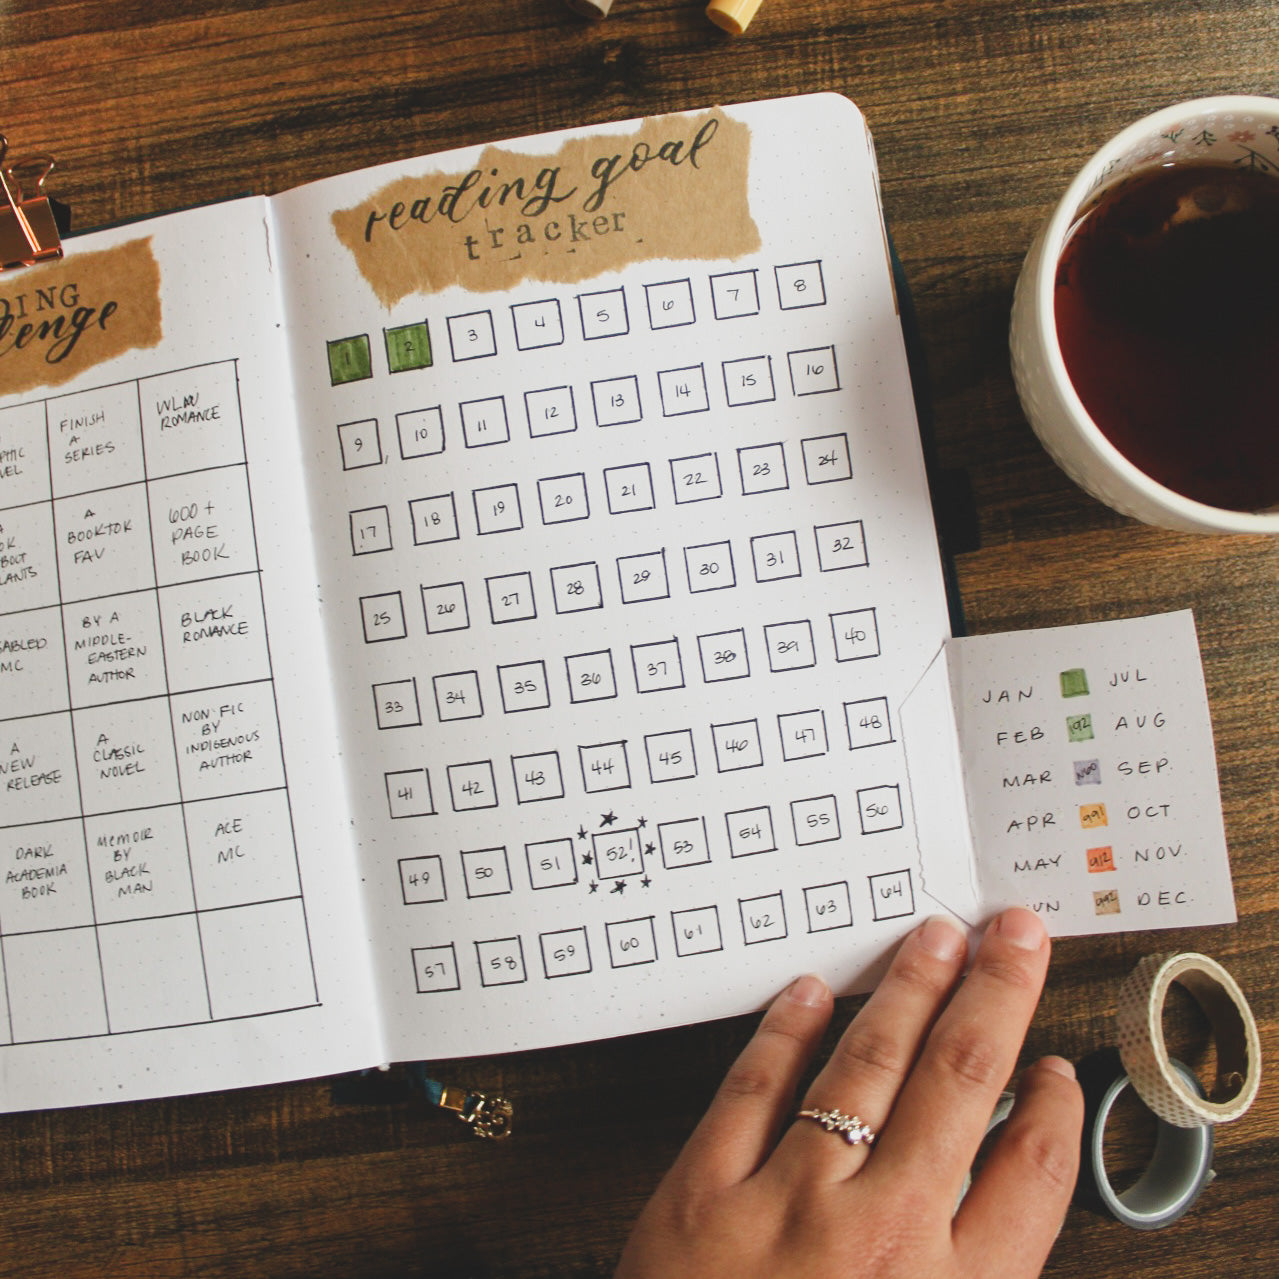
left=0, top=200, right=381, bottom=1111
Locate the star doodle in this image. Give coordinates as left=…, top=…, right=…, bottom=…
left=611, top=880, right=627, bottom=894
left=600, top=811, right=618, bottom=827
left=589, top=881, right=599, bottom=893
left=581, top=852, right=594, bottom=866
left=577, top=826, right=588, bottom=840
left=641, top=876, right=652, bottom=888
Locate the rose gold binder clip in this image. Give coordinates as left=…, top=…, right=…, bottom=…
left=0, top=135, right=64, bottom=272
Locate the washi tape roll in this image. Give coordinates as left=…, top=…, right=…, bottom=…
left=1116, top=952, right=1261, bottom=1128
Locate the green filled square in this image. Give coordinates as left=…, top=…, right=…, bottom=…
left=1059, top=667, right=1089, bottom=698
left=1066, top=713, right=1094, bottom=743
left=385, top=321, right=433, bottom=373
left=327, top=334, right=373, bottom=385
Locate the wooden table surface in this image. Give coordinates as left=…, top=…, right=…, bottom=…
left=2, top=1, right=1276, bottom=1275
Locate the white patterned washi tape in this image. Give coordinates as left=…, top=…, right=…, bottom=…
left=1116, top=952, right=1261, bottom=1128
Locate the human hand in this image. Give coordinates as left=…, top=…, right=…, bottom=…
left=615, top=907, right=1083, bottom=1279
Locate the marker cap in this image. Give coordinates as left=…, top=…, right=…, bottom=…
left=706, top=0, right=766, bottom=35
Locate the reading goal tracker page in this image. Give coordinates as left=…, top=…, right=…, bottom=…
left=0, top=201, right=381, bottom=1111
left=273, top=93, right=955, bottom=1060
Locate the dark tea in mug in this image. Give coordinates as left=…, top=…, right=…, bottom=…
left=1053, top=162, right=1279, bottom=513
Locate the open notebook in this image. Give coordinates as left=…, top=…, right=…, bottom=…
left=0, top=94, right=1234, bottom=1112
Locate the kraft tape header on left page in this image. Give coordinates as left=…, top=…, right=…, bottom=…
left=330, top=109, right=761, bottom=307
left=0, top=237, right=163, bottom=399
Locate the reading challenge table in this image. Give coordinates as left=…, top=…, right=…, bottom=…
left=2, top=1, right=1276, bottom=1276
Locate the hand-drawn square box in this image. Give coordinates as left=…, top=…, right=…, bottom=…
left=566, top=649, right=618, bottom=702
left=497, top=660, right=549, bottom=713
left=578, top=287, right=630, bottom=339
left=580, top=741, right=631, bottom=793
left=606, top=917, right=658, bottom=967
left=764, top=620, right=816, bottom=672
left=476, top=936, right=527, bottom=987
left=540, top=926, right=592, bottom=977
left=787, top=345, right=840, bottom=396
left=815, top=521, right=869, bottom=572
left=684, top=541, right=735, bottom=593
left=385, top=320, right=433, bottom=372
left=327, top=334, right=372, bottom=385
left=447, top=310, right=498, bottom=361
left=658, top=364, right=709, bottom=416
left=374, top=678, right=421, bottom=729
left=710, top=269, right=760, bottom=319
left=869, top=869, right=914, bottom=921
left=409, top=493, right=459, bottom=545
left=775, top=260, right=826, bottom=309
left=361, top=591, right=407, bottom=643
left=618, top=549, right=670, bottom=603
left=525, top=385, right=578, bottom=437
left=338, top=419, right=382, bottom=470
left=632, top=637, right=684, bottom=692
left=645, top=729, right=697, bottom=783
left=671, top=452, right=722, bottom=503
left=512, top=751, right=565, bottom=803
left=349, top=505, right=392, bottom=555
left=486, top=572, right=537, bottom=624
left=779, top=709, right=828, bottom=761
left=526, top=838, right=579, bottom=890
left=421, top=581, right=470, bottom=634
left=591, top=375, right=643, bottom=427
left=726, top=805, right=776, bottom=857
left=397, top=406, right=446, bottom=459
left=802, top=433, right=852, bottom=483
left=473, top=483, right=523, bottom=535
left=740, top=892, right=787, bottom=944
left=460, top=395, right=510, bottom=447
left=399, top=854, right=447, bottom=904
left=447, top=760, right=499, bottom=811
left=645, top=279, right=696, bottom=329
left=659, top=816, right=711, bottom=868
left=858, top=785, right=904, bottom=835
left=605, top=462, right=656, bottom=513
left=551, top=562, right=604, bottom=614
left=712, top=719, right=763, bottom=772
left=751, top=530, right=801, bottom=582
left=805, top=882, right=852, bottom=933
left=845, top=696, right=893, bottom=749
left=722, top=355, right=775, bottom=407
left=433, top=670, right=484, bottom=721
left=698, top=628, right=750, bottom=682
left=461, top=847, right=511, bottom=898
left=413, top=944, right=460, bottom=993
left=672, top=906, right=722, bottom=956
left=831, top=608, right=881, bottom=662
left=386, top=767, right=435, bottom=818
left=593, top=828, right=643, bottom=878
left=792, top=794, right=840, bottom=845
left=511, top=298, right=564, bottom=350
left=738, top=442, right=787, bottom=494
left=538, top=472, right=590, bottom=523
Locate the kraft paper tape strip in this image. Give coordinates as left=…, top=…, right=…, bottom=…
left=1116, top=952, right=1261, bottom=1128
left=1076, top=1047, right=1215, bottom=1229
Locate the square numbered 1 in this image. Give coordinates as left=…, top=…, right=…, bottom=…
left=645, top=729, right=697, bottom=783
left=526, top=838, right=579, bottom=890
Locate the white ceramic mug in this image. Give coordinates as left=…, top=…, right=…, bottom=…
left=1009, top=95, right=1279, bottom=534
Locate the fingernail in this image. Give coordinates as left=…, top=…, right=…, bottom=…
left=1037, top=1055, right=1076, bottom=1081
left=786, top=973, right=829, bottom=1007
left=916, top=914, right=966, bottom=961
left=994, top=906, right=1046, bottom=950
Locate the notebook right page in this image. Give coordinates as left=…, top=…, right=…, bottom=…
left=947, top=610, right=1236, bottom=934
